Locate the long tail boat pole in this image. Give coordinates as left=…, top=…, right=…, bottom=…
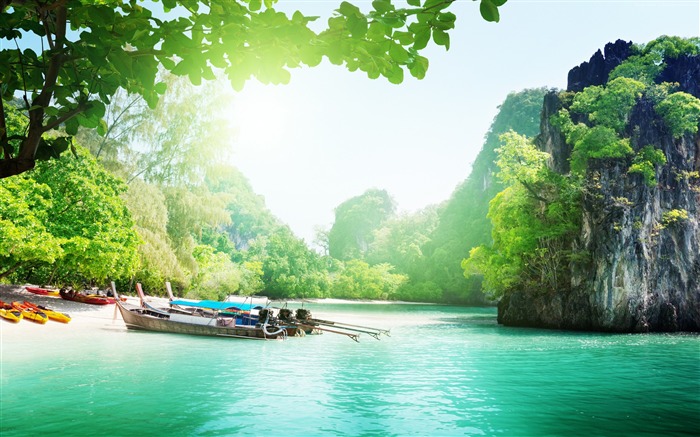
left=110, top=281, right=120, bottom=321
left=297, top=323, right=360, bottom=342
left=306, top=321, right=383, bottom=340
left=308, top=318, right=390, bottom=337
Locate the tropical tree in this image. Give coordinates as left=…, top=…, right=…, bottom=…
left=0, top=145, right=141, bottom=285
left=332, top=259, right=406, bottom=299
left=0, top=0, right=508, bottom=179
left=328, top=188, right=396, bottom=260
left=248, top=229, right=332, bottom=298
left=0, top=176, right=62, bottom=279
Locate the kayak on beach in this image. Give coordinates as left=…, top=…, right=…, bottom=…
left=0, top=300, right=23, bottom=323
left=22, top=301, right=71, bottom=323
left=11, top=301, right=49, bottom=324
left=59, top=289, right=113, bottom=305
left=24, top=286, right=60, bottom=297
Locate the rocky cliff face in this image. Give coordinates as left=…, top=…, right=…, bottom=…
left=567, top=39, right=633, bottom=92
left=498, top=43, right=700, bottom=332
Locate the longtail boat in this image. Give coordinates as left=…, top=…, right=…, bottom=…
left=11, top=301, right=49, bottom=324
left=111, top=283, right=287, bottom=340
left=162, top=282, right=310, bottom=337
left=22, top=301, right=71, bottom=323
left=25, top=286, right=60, bottom=297
left=59, top=289, right=112, bottom=305
left=0, top=301, right=23, bottom=323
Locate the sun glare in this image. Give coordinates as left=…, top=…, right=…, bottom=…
left=224, top=82, right=291, bottom=157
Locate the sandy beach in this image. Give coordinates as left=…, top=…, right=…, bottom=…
left=0, top=284, right=139, bottom=347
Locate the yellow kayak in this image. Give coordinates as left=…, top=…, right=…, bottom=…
left=11, top=301, right=48, bottom=324
left=0, top=307, right=23, bottom=323
left=23, top=301, right=71, bottom=323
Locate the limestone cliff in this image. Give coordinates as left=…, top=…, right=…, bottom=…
left=498, top=40, right=700, bottom=332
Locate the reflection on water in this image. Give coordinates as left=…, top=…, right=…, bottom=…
left=2, top=303, right=699, bottom=436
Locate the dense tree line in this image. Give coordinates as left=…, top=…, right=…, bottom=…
left=1, top=78, right=543, bottom=302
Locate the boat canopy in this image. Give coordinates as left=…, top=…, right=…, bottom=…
left=170, top=299, right=261, bottom=312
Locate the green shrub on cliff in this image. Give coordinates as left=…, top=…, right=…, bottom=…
left=609, top=36, right=700, bottom=85
left=462, top=132, right=581, bottom=298
left=570, top=77, right=646, bottom=133
left=655, top=92, right=700, bottom=138
left=628, top=146, right=667, bottom=186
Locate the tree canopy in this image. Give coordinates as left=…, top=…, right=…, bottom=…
left=0, top=0, right=508, bottom=179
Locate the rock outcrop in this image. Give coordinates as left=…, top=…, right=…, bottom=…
left=567, top=39, right=633, bottom=92
left=498, top=42, right=700, bottom=332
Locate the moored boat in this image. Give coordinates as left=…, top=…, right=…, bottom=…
left=11, top=301, right=49, bottom=324
left=111, top=283, right=287, bottom=340
left=22, top=301, right=71, bottom=323
left=25, top=286, right=60, bottom=297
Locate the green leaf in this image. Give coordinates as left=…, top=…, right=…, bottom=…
left=107, top=50, right=133, bottom=77
left=338, top=1, right=362, bottom=18
left=432, top=29, right=450, bottom=49
left=64, top=117, right=79, bottom=136
left=409, top=55, right=429, bottom=79
left=372, top=0, right=394, bottom=14
left=97, top=118, right=108, bottom=136
left=424, top=0, right=449, bottom=11
left=491, top=0, right=508, bottom=6
left=437, top=12, right=456, bottom=23
left=347, top=15, right=368, bottom=38
left=249, top=0, right=262, bottom=12
left=389, top=43, right=410, bottom=63
left=154, top=82, right=167, bottom=95
left=393, top=31, right=414, bottom=45
left=387, top=65, right=404, bottom=84
left=407, top=0, right=421, bottom=5
left=413, top=28, right=431, bottom=50
left=480, top=0, right=500, bottom=23
left=367, top=22, right=388, bottom=41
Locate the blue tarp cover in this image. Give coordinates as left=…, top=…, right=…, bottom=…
left=170, top=299, right=258, bottom=312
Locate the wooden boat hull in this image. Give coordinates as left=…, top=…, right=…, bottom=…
left=115, top=301, right=286, bottom=340
left=25, top=286, right=60, bottom=297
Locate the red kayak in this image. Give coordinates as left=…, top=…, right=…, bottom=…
left=25, top=286, right=60, bottom=297
left=59, top=289, right=112, bottom=305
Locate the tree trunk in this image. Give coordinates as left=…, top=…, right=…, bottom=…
left=0, top=4, right=67, bottom=179
left=0, top=261, right=22, bottom=280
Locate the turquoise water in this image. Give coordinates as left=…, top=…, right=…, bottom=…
left=1, top=303, right=699, bottom=436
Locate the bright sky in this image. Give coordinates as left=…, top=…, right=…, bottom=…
left=224, top=0, right=700, bottom=244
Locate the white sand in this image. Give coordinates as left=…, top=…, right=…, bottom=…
left=0, top=285, right=136, bottom=346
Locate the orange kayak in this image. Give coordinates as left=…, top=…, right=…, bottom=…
left=22, top=301, right=71, bottom=323
left=11, top=301, right=49, bottom=324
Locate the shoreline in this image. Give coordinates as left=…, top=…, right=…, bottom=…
left=0, top=284, right=426, bottom=343
left=0, top=284, right=131, bottom=346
